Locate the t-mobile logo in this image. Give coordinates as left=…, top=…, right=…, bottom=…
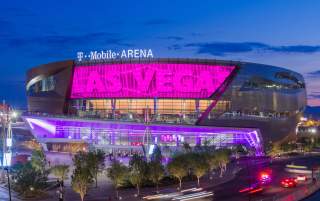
left=77, top=52, right=84, bottom=61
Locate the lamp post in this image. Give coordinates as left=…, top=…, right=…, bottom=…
left=4, top=167, right=11, bottom=201
left=0, top=102, right=16, bottom=201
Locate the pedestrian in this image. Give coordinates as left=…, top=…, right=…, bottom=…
left=57, top=188, right=64, bottom=201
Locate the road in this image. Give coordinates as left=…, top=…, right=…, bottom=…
left=204, top=155, right=320, bottom=201
left=145, top=155, right=320, bottom=201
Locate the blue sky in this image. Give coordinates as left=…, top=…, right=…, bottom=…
left=1, top=0, right=320, bottom=107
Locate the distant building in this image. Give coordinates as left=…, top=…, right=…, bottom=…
left=23, top=58, right=306, bottom=155
left=296, top=118, right=320, bottom=137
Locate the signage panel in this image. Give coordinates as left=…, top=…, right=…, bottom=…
left=70, top=63, right=235, bottom=99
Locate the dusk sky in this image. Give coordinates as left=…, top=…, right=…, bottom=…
left=1, top=0, right=320, bottom=108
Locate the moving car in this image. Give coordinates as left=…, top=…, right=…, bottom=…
left=281, top=178, right=297, bottom=188
left=296, top=175, right=307, bottom=182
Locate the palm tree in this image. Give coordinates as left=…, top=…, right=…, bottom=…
left=107, top=160, right=128, bottom=199
left=51, top=165, right=69, bottom=183
left=148, top=160, right=165, bottom=193
left=167, top=155, right=188, bottom=190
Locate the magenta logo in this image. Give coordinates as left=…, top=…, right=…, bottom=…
left=70, top=63, right=235, bottom=99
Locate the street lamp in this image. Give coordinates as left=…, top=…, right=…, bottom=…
left=4, top=167, right=11, bottom=201
left=0, top=105, right=16, bottom=201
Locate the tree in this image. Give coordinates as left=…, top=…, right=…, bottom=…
left=129, top=154, right=148, bottom=196
left=13, top=150, right=49, bottom=197
left=71, top=152, right=93, bottom=201
left=87, top=149, right=105, bottom=188
left=215, top=149, right=231, bottom=177
left=206, top=153, right=218, bottom=174
left=107, top=160, right=128, bottom=199
left=51, top=165, right=69, bottom=182
left=267, top=142, right=281, bottom=156
left=30, top=150, right=47, bottom=174
left=12, top=162, right=48, bottom=197
left=182, top=142, right=192, bottom=153
left=150, top=145, right=162, bottom=163
left=190, top=153, right=209, bottom=187
left=148, top=145, right=164, bottom=193
left=167, top=155, right=188, bottom=190
left=71, top=167, right=92, bottom=201
left=148, top=160, right=165, bottom=193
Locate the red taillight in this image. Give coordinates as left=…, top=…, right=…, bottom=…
left=239, top=187, right=253, bottom=193
left=249, top=187, right=263, bottom=194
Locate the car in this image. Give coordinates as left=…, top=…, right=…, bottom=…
left=296, top=175, right=307, bottom=182
left=259, top=172, right=272, bottom=185
left=281, top=178, right=297, bottom=188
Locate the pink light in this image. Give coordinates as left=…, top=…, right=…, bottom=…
left=161, top=134, right=175, bottom=142
left=70, top=63, right=235, bottom=99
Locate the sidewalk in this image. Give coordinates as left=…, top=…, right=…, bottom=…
left=0, top=183, right=21, bottom=201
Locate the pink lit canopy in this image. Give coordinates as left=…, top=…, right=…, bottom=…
left=70, top=63, right=235, bottom=99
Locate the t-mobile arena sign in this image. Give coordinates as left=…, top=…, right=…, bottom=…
left=70, top=63, right=235, bottom=99
left=77, top=49, right=154, bottom=61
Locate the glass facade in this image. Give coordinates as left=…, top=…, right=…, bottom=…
left=25, top=116, right=263, bottom=155
left=27, top=75, right=56, bottom=95
left=68, top=99, right=219, bottom=124
left=209, top=63, right=306, bottom=121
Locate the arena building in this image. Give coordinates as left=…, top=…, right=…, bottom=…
left=23, top=58, right=306, bottom=155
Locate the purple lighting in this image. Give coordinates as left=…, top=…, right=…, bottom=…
left=24, top=116, right=264, bottom=155
left=70, top=63, right=235, bottom=99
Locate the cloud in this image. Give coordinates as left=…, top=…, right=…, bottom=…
left=158, top=36, right=184, bottom=41
left=270, top=45, right=320, bottom=53
left=168, top=44, right=182, bottom=50
left=307, top=70, right=320, bottom=77
left=144, top=19, right=171, bottom=25
left=1, top=31, right=133, bottom=50
left=308, top=93, right=320, bottom=99
left=185, top=42, right=320, bottom=56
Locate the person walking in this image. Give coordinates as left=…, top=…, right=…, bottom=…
left=57, top=186, right=64, bottom=201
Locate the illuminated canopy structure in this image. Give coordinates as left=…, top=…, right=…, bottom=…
left=24, top=116, right=263, bottom=155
